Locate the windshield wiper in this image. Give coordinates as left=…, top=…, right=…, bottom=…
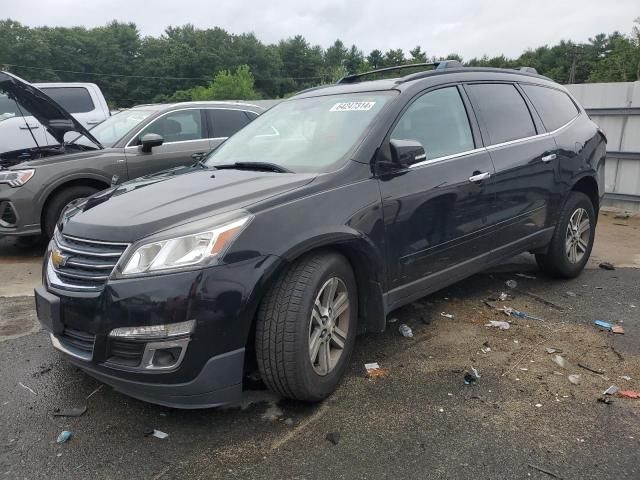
left=213, top=162, right=292, bottom=173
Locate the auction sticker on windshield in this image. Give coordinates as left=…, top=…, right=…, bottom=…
left=330, top=101, right=376, bottom=112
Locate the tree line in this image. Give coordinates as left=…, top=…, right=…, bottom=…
left=1, top=18, right=639, bottom=107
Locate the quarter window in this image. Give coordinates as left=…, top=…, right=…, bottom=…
left=521, top=84, right=579, bottom=132
left=207, top=109, right=252, bottom=138
left=136, top=110, right=204, bottom=144
left=391, top=87, right=474, bottom=160
left=39, top=87, right=95, bottom=114
left=466, top=83, right=536, bottom=145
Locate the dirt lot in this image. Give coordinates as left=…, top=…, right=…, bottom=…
left=1, top=213, right=639, bottom=479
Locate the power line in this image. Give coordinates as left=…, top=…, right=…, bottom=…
left=1, top=63, right=326, bottom=81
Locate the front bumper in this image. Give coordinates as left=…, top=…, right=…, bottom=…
left=36, top=254, right=279, bottom=408
left=0, top=183, right=42, bottom=236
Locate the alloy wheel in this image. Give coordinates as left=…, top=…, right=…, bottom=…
left=565, top=207, right=591, bottom=264
left=308, top=277, right=350, bottom=376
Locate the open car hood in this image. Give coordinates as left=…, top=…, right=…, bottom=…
left=0, top=71, right=102, bottom=148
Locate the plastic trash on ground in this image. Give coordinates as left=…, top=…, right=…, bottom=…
left=594, top=320, right=613, bottom=330
left=552, top=355, right=568, bottom=369
left=56, top=431, right=72, bottom=444
left=440, top=312, right=455, bottom=319
left=501, top=307, right=543, bottom=321
left=603, top=385, right=619, bottom=395
left=505, top=280, right=517, bottom=289
left=485, top=320, right=510, bottom=330
left=568, top=374, right=581, bottom=385
left=618, top=390, right=640, bottom=399
left=398, top=324, right=413, bottom=338
left=152, top=429, right=169, bottom=439
left=365, top=362, right=389, bottom=379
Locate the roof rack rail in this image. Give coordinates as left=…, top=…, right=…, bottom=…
left=337, top=59, right=463, bottom=84
left=518, top=66, right=538, bottom=74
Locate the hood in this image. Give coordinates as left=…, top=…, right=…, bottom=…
left=0, top=143, right=107, bottom=169
left=0, top=71, right=102, bottom=148
left=62, top=167, right=316, bottom=241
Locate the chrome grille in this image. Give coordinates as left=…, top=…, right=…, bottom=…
left=48, top=231, right=129, bottom=291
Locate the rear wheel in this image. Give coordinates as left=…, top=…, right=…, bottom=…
left=43, top=186, right=99, bottom=238
left=255, top=251, right=357, bottom=401
left=536, top=191, right=595, bottom=278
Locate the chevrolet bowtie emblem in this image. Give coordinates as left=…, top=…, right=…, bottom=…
left=51, top=249, right=67, bottom=269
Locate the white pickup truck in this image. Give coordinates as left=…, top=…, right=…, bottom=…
left=0, top=80, right=110, bottom=155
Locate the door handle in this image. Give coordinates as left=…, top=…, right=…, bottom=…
left=191, top=152, right=206, bottom=160
left=468, top=172, right=491, bottom=182
left=87, top=120, right=101, bottom=125
left=541, top=153, right=557, bottom=163
left=19, top=124, right=39, bottom=130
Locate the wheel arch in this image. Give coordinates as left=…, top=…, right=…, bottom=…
left=242, top=233, right=387, bottom=373
left=570, top=175, right=599, bottom=215
left=40, top=176, right=111, bottom=229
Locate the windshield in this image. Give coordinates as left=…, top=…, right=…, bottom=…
left=204, top=92, right=396, bottom=173
left=72, top=109, right=154, bottom=148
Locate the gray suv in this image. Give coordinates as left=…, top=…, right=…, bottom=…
left=0, top=71, right=264, bottom=238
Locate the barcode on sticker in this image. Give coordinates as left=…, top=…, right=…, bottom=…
left=330, top=101, right=376, bottom=112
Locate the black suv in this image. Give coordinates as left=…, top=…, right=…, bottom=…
left=35, top=61, right=606, bottom=408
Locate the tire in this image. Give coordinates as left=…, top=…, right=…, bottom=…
left=535, top=191, right=596, bottom=278
left=43, top=186, right=99, bottom=238
left=255, top=251, right=358, bottom=401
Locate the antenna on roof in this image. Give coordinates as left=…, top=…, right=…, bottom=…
left=518, top=66, right=538, bottom=74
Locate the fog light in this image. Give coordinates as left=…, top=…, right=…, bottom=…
left=109, top=320, right=195, bottom=339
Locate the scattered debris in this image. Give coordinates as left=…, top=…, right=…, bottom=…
left=387, top=317, right=398, bottom=324
left=535, top=403, right=543, bottom=408
left=440, top=312, right=455, bottom=320
left=480, top=347, right=491, bottom=354
left=619, top=375, right=632, bottom=381
left=18, top=382, right=37, bottom=396
left=501, top=307, right=543, bottom=321
left=485, top=320, right=510, bottom=330
left=438, top=408, right=444, bottom=413
left=365, top=363, right=389, bottom=379
left=527, top=463, right=564, bottom=479
left=505, top=279, right=518, bottom=289
left=578, top=363, right=604, bottom=375
left=612, top=325, right=625, bottom=334
left=599, top=262, right=615, bottom=270
left=568, top=374, right=581, bottom=385
left=52, top=406, right=87, bottom=418
left=546, top=347, right=562, bottom=354
left=603, top=385, right=619, bottom=396
left=325, top=432, right=340, bottom=445
left=594, top=320, right=613, bottom=331
left=56, top=431, right=72, bottom=444
left=398, top=324, right=413, bottom=338
left=515, top=273, right=537, bottom=280
left=597, top=396, right=614, bottom=405
left=565, top=291, right=576, bottom=298
left=618, top=390, right=640, bottom=399
left=552, top=355, right=568, bottom=369
left=86, top=384, right=104, bottom=400
left=471, top=367, right=481, bottom=379
left=152, top=430, right=169, bottom=439
left=499, top=292, right=509, bottom=301
left=463, top=373, right=477, bottom=385
left=614, top=212, right=631, bottom=220
left=553, top=371, right=564, bottom=376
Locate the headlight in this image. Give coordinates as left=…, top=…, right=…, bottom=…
left=120, top=215, right=252, bottom=276
left=0, top=169, right=35, bottom=187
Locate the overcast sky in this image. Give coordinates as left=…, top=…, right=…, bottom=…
left=4, top=0, right=639, bottom=59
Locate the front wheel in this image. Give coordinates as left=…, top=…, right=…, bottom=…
left=536, top=191, right=596, bottom=278
left=43, top=186, right=99, bottom=238
left=255, top=251, right=357, bottom=401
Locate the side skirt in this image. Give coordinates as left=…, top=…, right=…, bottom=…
left=383, top=227, right=554, bottom=314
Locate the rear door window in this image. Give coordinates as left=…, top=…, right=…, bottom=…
left=391, top=86, right=474, bottom=160
left=521, top=84, right=579, bottom=131
left=39, top=87, right=95, bottom=113
left=466, top=83, right=536, bottom=145
left=207, top=109, right=252, bottom=138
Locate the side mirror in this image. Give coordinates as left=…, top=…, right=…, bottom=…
left=389, top=139, right=427, bottom=168
left=140, top=133, right=164, bottom=153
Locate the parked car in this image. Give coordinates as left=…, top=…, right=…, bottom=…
left=0, top=75, right=110, bottom=156
left=35, top=61, right=606, bottom=408
left=0, top=71, right=264, bottom=238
